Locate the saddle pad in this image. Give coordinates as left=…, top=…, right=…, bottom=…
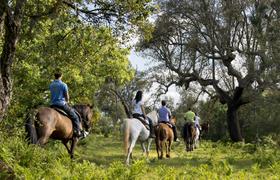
left=52, top=108, right=81, bottom=122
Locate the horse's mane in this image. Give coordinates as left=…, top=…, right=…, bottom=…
left=147, top=110, right=158, bottom=124
left=72, top=104, right=93, bottom=131
left=73, top=104, right=91, bottom=116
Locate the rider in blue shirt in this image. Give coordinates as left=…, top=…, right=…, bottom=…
left=158, top=100, right=178, bottom=141
left=49, top=71, right=82, bottom=138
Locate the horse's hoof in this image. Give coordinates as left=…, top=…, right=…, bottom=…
left=166, top=154, right=170, bottom=158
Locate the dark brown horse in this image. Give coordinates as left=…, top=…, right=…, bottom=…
left=155, top=117, right=176, bottom=159
left=199, top=121, right=210, bottom=140
left=25, top=104, right=93, bottom=158
left=182, top=122, right=197, bottom=151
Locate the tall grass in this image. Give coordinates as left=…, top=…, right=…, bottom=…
left=1, top=130, right=280, bottom=179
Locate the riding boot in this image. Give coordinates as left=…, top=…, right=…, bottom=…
left=172, top=126, right=178, bottom=141
left=148, top=118, right=155, bottom=138
left=73, top=129, right=82, bottom=138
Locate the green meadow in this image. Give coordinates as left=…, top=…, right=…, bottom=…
left=1, top=131, right=280, bottom=179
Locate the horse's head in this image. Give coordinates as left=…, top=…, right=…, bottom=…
left=73, top=104, right=93, bottom=131
left=147, top=110, right=158, bottom=126
left=201, top=121, right=209, bottom=133
left=171, top=116, right=176, bottom=124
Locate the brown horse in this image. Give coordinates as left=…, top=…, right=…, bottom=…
left=199, top=121, right=210, bottom=139
left=155, top=117, right=176, bottom=159
left=25, top=104, right=93, bottom=158
left=182, top=122, right=196, bottom=151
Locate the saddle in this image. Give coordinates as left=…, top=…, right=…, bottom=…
left=133, top=117, right=150, bottom=130
left=51, top=106, right=81, bottom=123
left=53, top=107, right=68, bottom=117
left=159, top=121, right=173, bottom=129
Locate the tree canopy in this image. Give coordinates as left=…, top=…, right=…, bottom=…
left=0, top=0, right=154, bottom=121
left=139, top=0, right=280, bottom=141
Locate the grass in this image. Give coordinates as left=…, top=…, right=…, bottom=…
left=1, top=132, right=280, bottom=179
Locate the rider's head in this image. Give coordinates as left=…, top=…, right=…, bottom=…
left=54, top=70, right=62, bottom=79
left=135, top=90, right=143, bottom=103
left=161, top=100, right=166, bottom=106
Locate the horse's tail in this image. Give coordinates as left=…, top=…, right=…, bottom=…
left=182, top=123, right=189, bottom=141
left=123, top=119, right=130, bottom=154
left=159, top=126, right=167, bottom=141
left=25, top=109, right=38, bottom=144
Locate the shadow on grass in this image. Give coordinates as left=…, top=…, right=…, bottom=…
left=149, top=156, right=210, bottom=168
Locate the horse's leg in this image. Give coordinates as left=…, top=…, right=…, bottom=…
left=195, top=129, right=200, bottom=149
left=165, top=141, right=169, bottom=158
left=166, top=140, right=171, bottom=158
left=126, top=138, right=137, bottom=165
left=187, top=138, right=191, bottom=152
left=146, top=138, right=153, bottom=157
left=36, top=127, right=52, bottom=146
left=62, top=140, right=71, bottom=154
left=159, top=140, right=164, bottom=159
left=140, top=142, right=146, bottom=156
left=191, top=136, right=194, bottom=151
left=70, top=137, right=78, bottom=159
left=156, top=139, right=160, bottom=159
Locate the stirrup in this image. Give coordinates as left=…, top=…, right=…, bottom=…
left=81, top=130, right=89, bottom=139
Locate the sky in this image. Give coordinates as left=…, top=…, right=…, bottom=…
left=128, top=50, right=181, bottom=107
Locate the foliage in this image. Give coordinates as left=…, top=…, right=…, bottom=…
left=138, top=0, right=280, bottom=141
left=1, top=129, right=280, bottom=179
left=238, top=90, right=280, bottom=142
left=0, top=0, right=155, bottom=122
left=6, top=9, right=134, bottom=126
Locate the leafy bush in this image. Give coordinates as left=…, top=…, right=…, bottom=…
left=1, top=129, right=280, bottom=179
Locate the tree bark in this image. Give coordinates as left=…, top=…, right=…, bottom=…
left=0, top=0, right=26, bottom=121
left=112, top=90, right=132, bottom=118
left=226, top=104, right=243, bottom=142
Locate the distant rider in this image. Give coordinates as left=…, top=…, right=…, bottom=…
left=194, top=112, right=202, bottom=131
left=184, top=108, right=195, bottom=125
left=158, top=100, right=178, bottom=142
left=132, top=90, right=155, bottom=138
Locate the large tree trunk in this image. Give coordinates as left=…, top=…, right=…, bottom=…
left=0, top=1, right=26, bottom=121
left=226, top=104, right=243, bottom=142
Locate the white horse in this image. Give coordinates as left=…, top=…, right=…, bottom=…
left=123, top=111, right=158, bottom=165
left=194, top=127, right=200, bottom=148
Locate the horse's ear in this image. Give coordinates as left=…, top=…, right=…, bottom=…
left=87, top=104, right=93, bottom=109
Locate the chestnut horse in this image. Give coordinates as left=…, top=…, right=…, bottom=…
left=155, top=117, right=176, bottom=159
left=25, top=104, right=93, bottom=158
left=182, top=122, right=197, bottom=151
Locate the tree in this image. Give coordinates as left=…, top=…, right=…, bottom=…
left=0, top=0, right=26, bottom=121
left=97, top=70, right=149, bottom=118
left=0, top=0, right=154, bottom=122
left=139, top=0, right=280, bottom=141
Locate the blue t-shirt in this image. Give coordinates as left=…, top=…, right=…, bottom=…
left=158, top=106, right=171, bottom=122
left=49, top=79, right=68, bottom=106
